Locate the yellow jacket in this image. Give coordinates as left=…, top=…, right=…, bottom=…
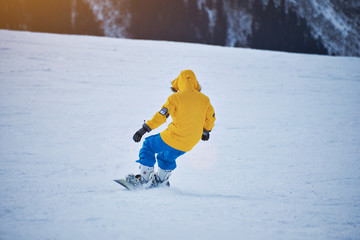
left=146, top=70, right=216, bottom=152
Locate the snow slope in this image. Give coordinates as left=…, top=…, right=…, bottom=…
left=0, top=30, right=359, bottom=240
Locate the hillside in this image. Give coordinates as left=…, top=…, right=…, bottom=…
left=1, top=0, right=360, bottom=56
left=0, top=30, right=359, bottom=240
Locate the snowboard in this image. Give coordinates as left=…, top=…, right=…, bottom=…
left=114, top=179, right=137, bottom=191
left=114, top=176, right=170, bottom=191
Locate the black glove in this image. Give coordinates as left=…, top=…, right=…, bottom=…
left=201, top=128, right=210, bottom=141
left=133, top=123, right=152, bottom=142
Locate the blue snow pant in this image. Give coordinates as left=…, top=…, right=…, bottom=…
left=136, top=133, right=185, bottom=171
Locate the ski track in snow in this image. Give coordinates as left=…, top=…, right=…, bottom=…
left=0, top=30, right=360, bottom=240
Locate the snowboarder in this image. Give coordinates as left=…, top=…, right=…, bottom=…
left=127, top=70, right=216, bottom=189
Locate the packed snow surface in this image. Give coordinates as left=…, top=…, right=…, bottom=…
left=0, top=30, right=359, bottom=240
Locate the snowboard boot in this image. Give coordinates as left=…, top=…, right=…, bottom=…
left=125, top=164, right=155, bottom=189
left=154, top=168, right=172, bottom=187
left=139, top=164, right=154, bottom=181
left=139, top=164, right=155, bottom=188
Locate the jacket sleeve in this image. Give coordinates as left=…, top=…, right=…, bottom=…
left=204, top=102, right=215, bottom=131
left=146, top=95, right=177, bottom=130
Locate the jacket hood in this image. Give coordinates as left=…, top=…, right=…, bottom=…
left=171, top=70, right=201, bottom=92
